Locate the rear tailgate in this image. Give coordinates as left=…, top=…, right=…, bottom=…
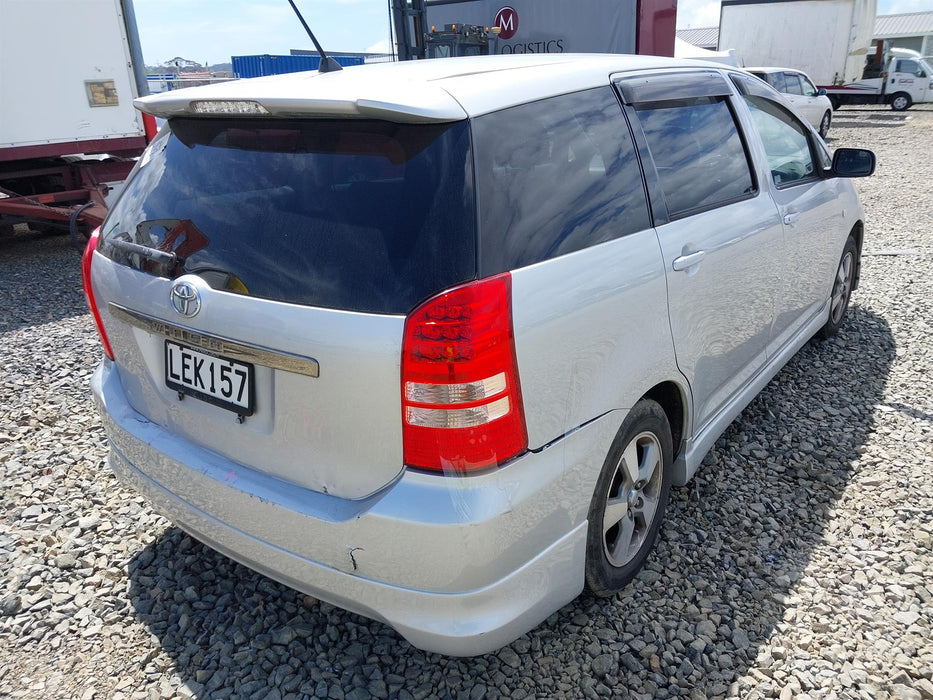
left=93, top=263, right=405, bottom=500
left=92, top=115, right=475, bottom=500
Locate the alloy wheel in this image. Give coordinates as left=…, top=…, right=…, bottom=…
left=601, top=431, right=663, bottom=568
left=830, top=250, right=854, bottom=324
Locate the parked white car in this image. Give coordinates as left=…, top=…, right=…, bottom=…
left=747, top=67, right=835, bottom=137
left=84, top=54, right=874, bottom=655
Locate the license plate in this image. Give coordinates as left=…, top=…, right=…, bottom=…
left=165, top=340, right=254, bottom=416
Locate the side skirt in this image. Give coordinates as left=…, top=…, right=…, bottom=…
left=672, top=298, right=830, bottom=485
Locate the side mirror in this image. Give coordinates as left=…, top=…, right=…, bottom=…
left=831, top=148, right=876, bottom=177
left=817, top=88, right=827, bottom=96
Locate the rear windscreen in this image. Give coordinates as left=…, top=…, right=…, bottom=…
left=101, top=118, right=475, bottom=314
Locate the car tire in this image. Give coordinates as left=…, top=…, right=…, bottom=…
left=817, top=236, right=858, bottom=340
left=585, top=399, right=673, bottom=597
left=829, top=95, right=841, bottom=111
left=890, top=92, right=912, bottom=111
left=818, top=111, right=831, bottom=138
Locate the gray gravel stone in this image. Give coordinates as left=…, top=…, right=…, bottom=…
left=591, top=653, right=614, bottom=678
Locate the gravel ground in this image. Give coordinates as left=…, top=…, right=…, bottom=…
left=1, top=104, right=931, bottom=700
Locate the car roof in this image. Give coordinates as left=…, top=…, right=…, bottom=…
left=136, top=53, right=731, bottom=123
left=744, top=67, right=808, bottom=76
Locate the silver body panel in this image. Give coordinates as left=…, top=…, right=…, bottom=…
left=511, top=229, right=681, bottom=449
left=656, top=198, right=784, bottom=432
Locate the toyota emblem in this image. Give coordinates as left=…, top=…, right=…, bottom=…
left=170, top=281, right=201, bottom=318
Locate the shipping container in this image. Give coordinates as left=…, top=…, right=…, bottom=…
left=232, top=54, right=365, bottom=79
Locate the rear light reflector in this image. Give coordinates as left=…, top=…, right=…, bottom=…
left=81, top=228, right=114, bottom=360
left=406, top=396, right=511, bottom=429
left=404, top=372, right=507, bottom=404
left=401, top=273, right=527, bottom=473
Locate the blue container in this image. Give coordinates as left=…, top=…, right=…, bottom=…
left=232, top=54, right=364, bottom=79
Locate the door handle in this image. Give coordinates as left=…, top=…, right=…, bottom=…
left=783, top=212, right=800, bottom=226
left=672, top=250, right=706, bottom=271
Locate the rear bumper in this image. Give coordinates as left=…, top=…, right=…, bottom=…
left=92, top=361, right=621, bottom=656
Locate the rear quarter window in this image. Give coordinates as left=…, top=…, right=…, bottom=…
left=472, top=87, right=650, bottom=275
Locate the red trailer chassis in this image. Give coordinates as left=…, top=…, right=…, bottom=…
left=0, top=135, right=149, bottom=233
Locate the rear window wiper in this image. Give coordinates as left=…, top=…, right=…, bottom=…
left=105, top=237, right=184, bottom=267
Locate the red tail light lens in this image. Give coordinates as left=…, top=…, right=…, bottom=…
left=402, top=273, right=527, bottom=473
left=142, top=112, right=158, bottom=143
left=81, top=228, right=114, bottom=360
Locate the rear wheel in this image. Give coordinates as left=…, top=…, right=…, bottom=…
left=585, top=399, right=673, bottom=596
left=818, top=111, right=831, bottom=138
left=817, top=236, right=857, bottom=339
left=891, top=92, right=912, bottom=111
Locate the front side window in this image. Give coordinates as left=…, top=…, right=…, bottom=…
left=896, top=59, right=921, bottom=75
left=473, top=87, right=650, bottom=274
left=634, top=96, right=755, bottom=218
left=798, top=74, right=818, bottom=97
left=743, top=95, right=816, bottom=187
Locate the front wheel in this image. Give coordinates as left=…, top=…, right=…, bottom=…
left=585, top=399, right=673, bottom=597
left=818, top=111, right=831, bottom=139
left=817, top=236, right=858, bottom=339
left=890, top=92, right=912, bottom=111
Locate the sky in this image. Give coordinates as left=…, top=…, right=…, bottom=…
left=133, top=0, right=929, bottom=67
left=676, top=0, right=927, bottom=28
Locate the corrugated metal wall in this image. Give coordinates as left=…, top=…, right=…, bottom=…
left=232, top=54, right=365, bottom=79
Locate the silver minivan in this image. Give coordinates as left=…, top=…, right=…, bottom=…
left=84, top=54, right=874, bottom=656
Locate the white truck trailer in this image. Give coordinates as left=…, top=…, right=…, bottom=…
left=718, top=0, right=933, bottom=110
left=392, top=0, right=678, bottom=61
left=0, top=0, right=153, bottom=233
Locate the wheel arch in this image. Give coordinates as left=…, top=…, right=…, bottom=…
left=641, top=381, right=689, bottom=465
left=849, top=220, right=864, bottom=291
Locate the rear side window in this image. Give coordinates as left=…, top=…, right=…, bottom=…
left=101, top=118, right=475, bottom=314
left=634, top=96, right=755, bottom=218
left=784, top=73, right=804, bottom=95
left=754, top=71, right=786, bottom=93
left=472, top=87, right=650, bottom=275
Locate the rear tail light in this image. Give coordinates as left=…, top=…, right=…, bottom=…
left=142, top=112, right=158, bottom=143
left=81, top=228, right=114, bottom=360
left=401, top=273, right=527, bottom=473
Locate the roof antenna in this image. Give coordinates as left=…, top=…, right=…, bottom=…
left=286, top=0, right=343, bottom=73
